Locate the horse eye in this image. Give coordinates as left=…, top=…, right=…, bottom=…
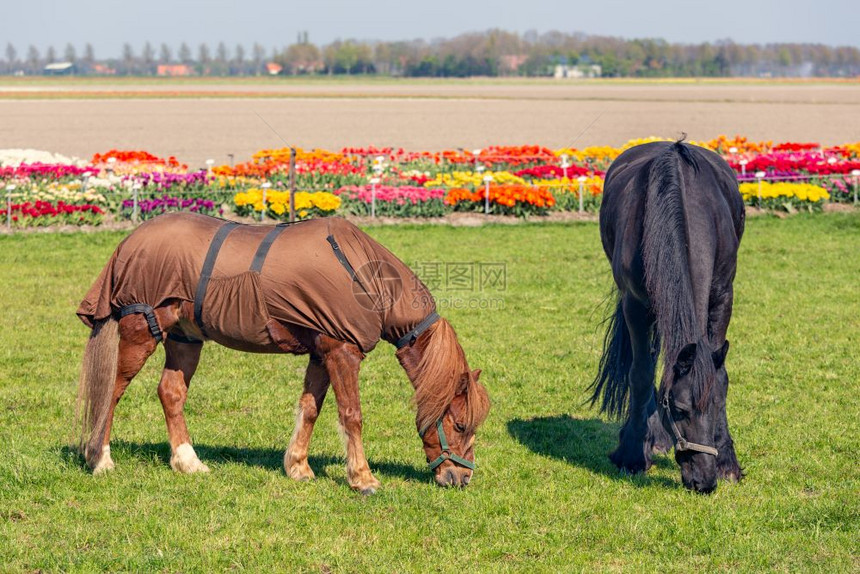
left=454, top=423, right=466, bottom=433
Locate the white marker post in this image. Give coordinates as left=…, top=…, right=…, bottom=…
left=755, top=171, right=766, bottom=204
left=370, top=177, right=380, bottom=218
left=132, top=182, right=142, bottom=223
left=483, top=173, right=493, bottom=215
left=206, top=159, right=214, bottom=176
left=5, top=184, right=16, bottom=230
left=739, top=159, right=748, bottom=178
left=577, top=175, right=587, bottom=213
left=472, top=149, right=482, bottom=174
left=261, top=181, right=271, bottom=222
left=560, top=154, right=570, bottom=182
left=371, top=156, right=385, bottom=218
left=851, top=169, right=860, bottom=205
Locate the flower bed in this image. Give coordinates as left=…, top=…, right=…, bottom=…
left=7, top=201, right=104, bottom=227
left=445, top=185, right=556, bottom=216
left=119, top=196, right=223, bottom=220
left=233, top=189, right=341, bottom=221
left=739, top=181, right=830, bottom=211
left=336, top=185, right=446, bottom=217
left=2, top=139, right=859, bottom=228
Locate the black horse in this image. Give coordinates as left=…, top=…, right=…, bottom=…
left=590, top=139, right=744, bottom=493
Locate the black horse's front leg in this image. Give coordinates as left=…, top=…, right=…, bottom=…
left=609, top=296, right=663, bottom=473
left=713, top=364, right=743, bottom=481
left=709, top=286, right=743, bottom=482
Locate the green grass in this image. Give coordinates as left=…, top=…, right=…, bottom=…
left=0, top=214, right=858, bottom=572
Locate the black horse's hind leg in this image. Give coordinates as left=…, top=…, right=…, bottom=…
left=609, top=295, right=667, bottom=473
left=709, top=287, right=743, bottom=481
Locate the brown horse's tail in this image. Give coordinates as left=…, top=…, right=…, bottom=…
left=76, top=316, right=120, bottom=468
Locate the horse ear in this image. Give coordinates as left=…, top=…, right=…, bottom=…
left=456, top=372, right=470, bottom=395
left=712, top=340, right=729, bottom=370
left=471, top=369, right=482, bottom=381
left=674, top=343, right=697, bottom=378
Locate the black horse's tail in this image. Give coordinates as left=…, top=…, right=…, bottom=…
left=588, top=296, right=631, bottom=418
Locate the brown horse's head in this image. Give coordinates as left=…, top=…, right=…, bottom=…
left=396, top=319, right=490, bottom=487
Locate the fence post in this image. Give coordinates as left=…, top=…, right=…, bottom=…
left=483, top=174, right=492, bottom=215
left=289, top=147, right=297, bottom=223
left=755, top=171, right=765, bottom=206
left=261, top=181, right=271, bottom=222
left=577, top=176, right=587, bottom=213
left=5, top=184, right=15, bottom=230
left=132, top=182, right=141, bottom=223
left=852, top=170, right=860, bottom=205
left=369, top=177, right=379, bottom=218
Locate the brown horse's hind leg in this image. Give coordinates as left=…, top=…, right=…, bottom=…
left=284, top=355, right=331, bottom=480
left=92, top=314, right=158, bottom=473
left=157, top=338, right=209, bottom=473
left=318, top=337, right=380, bottom=494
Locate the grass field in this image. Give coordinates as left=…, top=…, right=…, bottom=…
left=0, top=214, right=858, bottom=572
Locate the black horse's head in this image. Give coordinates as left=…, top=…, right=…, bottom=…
left=659, top=340, right=729, bottom=494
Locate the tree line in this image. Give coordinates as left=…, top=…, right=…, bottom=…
left=3, top=30, right=859, bottom=78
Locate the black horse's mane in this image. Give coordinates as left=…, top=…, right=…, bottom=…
left=642, top=140, right=712, bottom=410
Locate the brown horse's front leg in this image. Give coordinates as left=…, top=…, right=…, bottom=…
left=284, top=355, right=330, bottom=481
left=319, top=337, right=380, bottom=494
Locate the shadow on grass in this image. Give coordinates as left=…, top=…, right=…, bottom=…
left=60, top=442, right=428, bottom=483
left=506, top=415, right=678, bottom=487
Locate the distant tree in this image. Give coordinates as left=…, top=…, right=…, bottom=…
left=324, top=40, right=373, bottom=74
left=4, top=44, right=16, bottom=72
left=63, top=43, right=76, bottom=64
left=233, top=44, right=246, bottom=75
left=281, top=42, right=321, bottom=75
left=83, top=43, right=95, bottom=64
left=26, top=45, right=40, bottom=74
left=252, top=43, right=266, bottom=75
left=213, top=42, right=228, bottom=75
left=46, top=45, right=57, bottom=63
left=121, top=43, right=135, bottom=75
left=159, top=43, right=172, bottom=64
left=197, top=43, right=211, bottom=74
left=142, top=42, right=155, bottom=74
left=178, top=43, right=192, bottom=64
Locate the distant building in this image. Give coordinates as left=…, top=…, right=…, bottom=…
left=266, top=62, right=283, bottom=75
left=500, top=54, right=528, bottom=74
left=553, top=64, right=602, bottom=79
left=91, top=64, right=116, bottom=75
left=44, top=62, right=74, bottom=75
left=157, top=64, right=193, bottom=77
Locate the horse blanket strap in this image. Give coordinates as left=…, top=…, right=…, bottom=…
left=326, top=234, right=371, bottom=293
left=167, top=332, right=202, bottom=344
left=420, top=419, right=475, bottom=471
left=326, top=234, right=358, bottom=280
left=250, top=224, right=289, bottom=273
left=194, top=222, right=239, bottom=337
left=660, top=396, right=719, bottom=456
left=119, top=304, right=163, bottom=343
left=395, top=312, right=441, bottom=349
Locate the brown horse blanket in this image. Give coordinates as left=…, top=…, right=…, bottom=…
left=78, top=213, right=436, bottom=353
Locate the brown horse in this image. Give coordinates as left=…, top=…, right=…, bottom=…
left=76, top=213, right=489, bottom=493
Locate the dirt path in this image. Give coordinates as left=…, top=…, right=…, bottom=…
left=2, top=81, right=858, bottom=167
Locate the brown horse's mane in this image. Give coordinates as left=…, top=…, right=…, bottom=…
left=396, top=318, right=490, bottom=434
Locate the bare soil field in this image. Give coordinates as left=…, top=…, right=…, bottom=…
left=1, top=78, right=858, bottom=167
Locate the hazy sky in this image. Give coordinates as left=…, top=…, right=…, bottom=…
left=4, top=0, right=857, bottom=57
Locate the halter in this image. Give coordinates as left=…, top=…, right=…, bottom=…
left=660, top=395, right=719, bottom=456
left=419, top=419, right=475, bottom=471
